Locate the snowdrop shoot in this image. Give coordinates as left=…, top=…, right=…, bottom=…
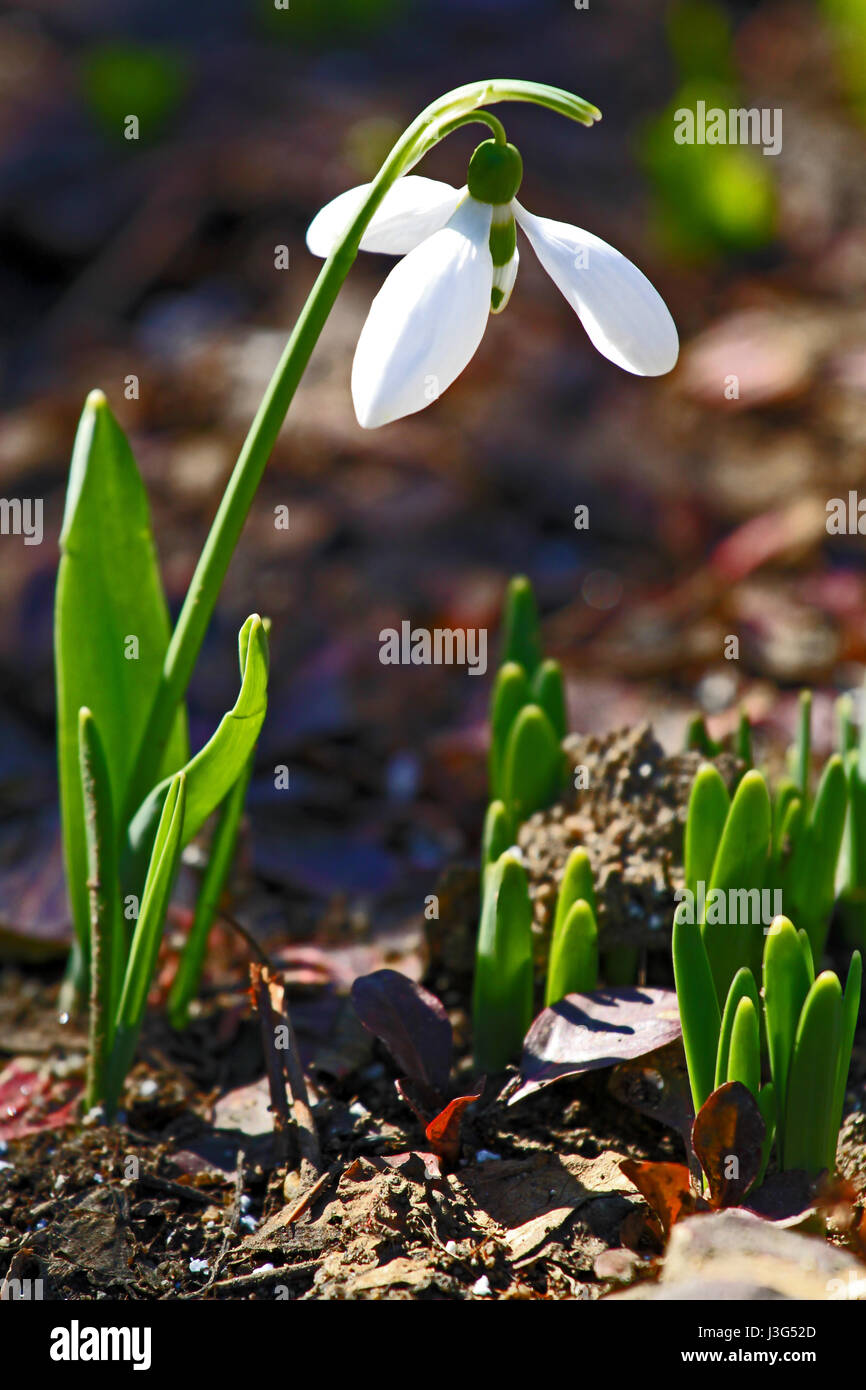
left=308, top=129, right=679, bottom=427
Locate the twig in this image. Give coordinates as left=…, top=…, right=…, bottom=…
left=265, top=972, right=323, bottom=1175
left=281, top=1164, right=337, bottom=1225
left=222, top=912, right=273, bottom=968
left=210, top=1261, right=318, bottom=1294
left=249, top=964, right=293, bottom=1165
left=138, top=1174, right=218, bottom=1208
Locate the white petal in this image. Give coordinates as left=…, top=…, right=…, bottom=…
left=351, top=197, right=493, bottom=429
left=306, top=176, right=462, bottom=258
left=513, top=201, right=679, bottom=376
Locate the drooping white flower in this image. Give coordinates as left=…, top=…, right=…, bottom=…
left=306, top=141, right=678, bottom=428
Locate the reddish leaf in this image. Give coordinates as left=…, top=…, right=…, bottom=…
left=509, top=987, right=681, bottom=1105
left=620, top=1158, right=701, bottom=1238
left=692, top=1082, right=765, bottom=1208
left=0, top=1064, right=82, bottom=1141
left=351, top=969, right=452, bottom=1092
left=424, top=1080, right=485, bottom=1167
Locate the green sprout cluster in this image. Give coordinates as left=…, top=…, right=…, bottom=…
left=676, top=691, right=861, bottom=1177
left=475, top=579, right=605, bottom=1072
left=675, top=911, right=860, bottom=1178
left=488, top=576, right=566, bottom=830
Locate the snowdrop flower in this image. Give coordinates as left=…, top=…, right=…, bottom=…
left=307, top=138, right=678, bottom=428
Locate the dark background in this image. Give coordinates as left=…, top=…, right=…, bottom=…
left=1, top=0, right=865, bottom=956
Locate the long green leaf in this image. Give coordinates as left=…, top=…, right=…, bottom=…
left=702, top=769, right=771, bottom=1002
left=726, top=995, right=761, bottom=1100
left=55, top=392, right=187, bottom=979
left=500, top=575, right=542, bottom=677
left=501, top=703, right=562, bottom=824
left=545, top=898, right=598, bottom=1005
left=489, top=661, right=530, bottom=798
left=715, top=966, right=759, bottom=1091
left=783, top=971, right=842, bottom=1175
left=831, top=951, right=862, bottom=1157
left=783, top=754, right=847, bottom=962
left=763, top=915, right=812, bottom=1158
left=473, top=851, right=534, bottom=1073
left=105, top=772, right=186, bottom=1115
left=672, top=901, right=721, bottom=1116
left=78, top=708, right=121, bottom=1111
left=684, top=763, right=730, bottom=901
left=124, top=615, right=268, bottom=893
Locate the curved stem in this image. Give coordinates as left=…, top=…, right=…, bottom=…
left=123, top=78, right=600, bottom=817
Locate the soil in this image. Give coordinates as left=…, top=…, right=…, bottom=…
left=3, top=729, right=866, bottom=1301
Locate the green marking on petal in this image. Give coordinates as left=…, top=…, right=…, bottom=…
left=489, top=214, right=516, bottom=267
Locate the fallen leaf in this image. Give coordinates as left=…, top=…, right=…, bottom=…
left=424, top=1080, right=485, bottom=1167
left=0, top=1063, right=81, bottom=1140
left=692, top=1082, right=765, bottom=1208
left=509, top=987, right=681, bottom=1105
left=608, top=1038, right=693, bottom=1149
left=351, top=968, right=452, bottom=1092
left=620, top=1158, right=700, bottom=1238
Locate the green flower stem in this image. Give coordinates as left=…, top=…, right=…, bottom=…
left=123, top=81, right=600, bottom=816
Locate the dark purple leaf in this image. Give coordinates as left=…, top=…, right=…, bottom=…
left=692, top=1082, right=765, bottom=1208
left=351, top=968, right=452, bottom=1092
left=509, top=987, right=681, bottom=1105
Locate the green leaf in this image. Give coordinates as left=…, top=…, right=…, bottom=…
left=726, top=995, right=761, bottom=1100
left=771, top=777, right=800, bottom=860
left=55, top=392, right=188, bottom=972
left=78, top=709, right=121, bottom=1111
left=715, top=966, right=759, bottom=1091
left=762, top=916, right=812, bottom=1158
left=500, top=704, right=562, bottom=824
left=481, top=798, right=514, bottom=870
left=735, top=709, right=753, bottom=767
left=124, top=615, right=268, bottom=893
left=473, top=851, right=534, bottom=1073
left=836, top=693, right=856, bottom=755
left=782, top=754, right=847, bottom=961
left=105, top=772, right=186, bottom=1116
left=787, top=689, right=812, bottom=800
left=838, top=754, right=866, bottom=950
left=684, top=712, right=720, bottom=757
left=684, top=763, right=730, bottom=900
left=831, top=951, right=862, bottom=1158
left=545, top=898, right=598, bottom=1005
left=501, top=575, right=542, bottom=677
left=672, top=901, right=721, bottom=1116
left=488, top=661, right=530, bottom=798
left=553, top=847, right=596, bottom=938
left=702, top=769, right=771, bottom=1001
left=530, top=659, right=567, bottom=741
left=167, top=752, right=255, bottom=1030
left=783, top=971, right=842, bottom=1175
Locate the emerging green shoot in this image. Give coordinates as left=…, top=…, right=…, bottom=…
left=473, top=851, right=534, bottom=1073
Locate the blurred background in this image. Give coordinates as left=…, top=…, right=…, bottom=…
left=1, top=0, right=866, bottom=964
